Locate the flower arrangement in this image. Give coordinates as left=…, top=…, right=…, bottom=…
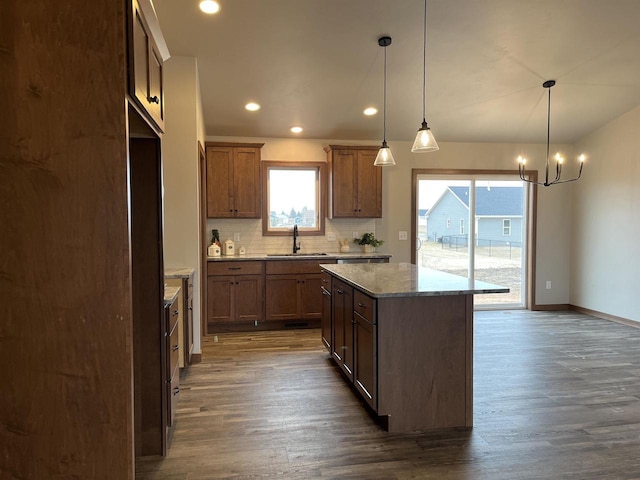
left=353, top=232, right=384, bottom=248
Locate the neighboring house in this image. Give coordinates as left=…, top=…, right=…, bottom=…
left=425, top=186, right=523, bottom=245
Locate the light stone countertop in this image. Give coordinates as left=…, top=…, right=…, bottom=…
left=165, top=267, right=195, bottom=278
left=321, top=263, right=509, bottom=298
left=164, top=286, right=181, bottom=305
left=207, top=252, right=392, bottom=261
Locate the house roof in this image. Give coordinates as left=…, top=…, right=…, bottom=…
left=448, top=186, right=523, bottom=216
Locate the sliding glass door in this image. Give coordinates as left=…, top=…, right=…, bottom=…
left=416, top=174, right=528, bottom=308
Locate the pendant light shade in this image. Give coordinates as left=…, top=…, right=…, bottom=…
left=411, top=120, right=439, bottom=152
left=374, top=36, right=396, bottom=167
left=411, top=0, right=439, bottom=153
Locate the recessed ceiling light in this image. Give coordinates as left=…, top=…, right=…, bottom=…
left=364, top=107, right=378, bottom=116
left=290, top=126, right=303, bottom=134
left=245, top=102, right=260, bottom=111
left=199, top=0, right=220, bottom=14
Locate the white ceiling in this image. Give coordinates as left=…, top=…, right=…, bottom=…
left=154, top=0, right=640, bottom=144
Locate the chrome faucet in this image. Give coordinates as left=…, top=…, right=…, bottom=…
left=292, top=225, right=301, bottom=254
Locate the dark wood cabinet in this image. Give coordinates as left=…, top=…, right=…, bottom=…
left=320, top=272, right=332, bottom=351
left=265, top=260, right=333, bottom=323
left=207, top=261, right=264, bottom=332
left=325, top=145, right=382, bottom=218
left=332, top=278, right=354, bottom=379
left=165, top=270, right=194, bottom=367
left=353, top=290, right=377, bottom=409
left=128, top=0, right=168, bottom=132
left=205, top=143, right=263, bottom=218
left=165, top=297, right=180, bottom=427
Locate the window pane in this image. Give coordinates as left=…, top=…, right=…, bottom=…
left=268, top=168, right=318, bottom=230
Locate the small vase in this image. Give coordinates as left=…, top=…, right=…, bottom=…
left=363, top=244, right=374, bottom=253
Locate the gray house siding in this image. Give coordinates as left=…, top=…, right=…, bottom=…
left=424, top=191, right=468, bottom=242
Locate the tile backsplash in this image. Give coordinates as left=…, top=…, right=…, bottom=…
left=206, top=218, right=378, bottom=254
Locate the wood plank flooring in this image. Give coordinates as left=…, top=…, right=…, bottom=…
left=136, top=310, right=640, bottom=479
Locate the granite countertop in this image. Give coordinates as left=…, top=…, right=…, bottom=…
left=207, top=252, right=392, bottom=261
left=164, top=285, right=180, bottom=305
left=165, top=267, right=195, bottom=278
left=321, top=263, right=509, bottom=298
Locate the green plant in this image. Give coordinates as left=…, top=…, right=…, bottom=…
left=353, top=232, right=384, bottom=247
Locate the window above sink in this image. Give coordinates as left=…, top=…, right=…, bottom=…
left=261, top=161, right=326, bottom=236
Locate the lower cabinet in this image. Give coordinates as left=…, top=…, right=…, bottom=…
left=165, top=271, right=194, bottom=368
left=264, top=260, right=333, bottom=324
left=326, top=275, right=377, bottom=409
left=353, top=290, right=377, bottom=409
left=207, top=261, right=264, bottom=332
left=320, top=271, right=332, bottom=350
left=165, top=300, right=180, bottom=427
left=332, top=278, right=354, bottom=379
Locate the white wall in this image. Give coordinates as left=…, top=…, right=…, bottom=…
left=163, top=56, right=204, bottom=353
left=210, top=135, right=573, bottom=306
left=571, top=105, right=640, bottom=322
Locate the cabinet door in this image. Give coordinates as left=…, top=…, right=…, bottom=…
left=233, top=148, right=261, bottom=218
left=332, top=280, right=353, bottom=378
left=132, top=5, right=149, bottom=112
left=265, top=274, right=299, bottom=321
left=235, top=275, right=264, bottom=322
left=321, top=285, right=332, bottom=351
left=206, top=147, right=233, bottom=218
left=354, top=312, right=376, bottom=409
left=207, top=276, right=234, bottom=326
left=356, top=150, right=382, bottom=217
left=299, top=274, right=322, bottom=319
left=331, top=150, right=358, bottom=217
left=185, top=291, right=193, bottom=365
left=146, top=43, right=163, bottom=126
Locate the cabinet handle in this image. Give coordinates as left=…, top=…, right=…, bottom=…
left=173, top=310, right=179, bottom=315
left=358, top=302, right=366, bottom=308
left=172, top=344, right=179, bottom=351
left=336, top=289, right=343, bottom=295
left=188, top=306, right=193, bottom=311
left=228, top=267, right=242, bottom=270
left=148, top=95, right=159, bottom=104
left=173, top=387, right=180, bottom=396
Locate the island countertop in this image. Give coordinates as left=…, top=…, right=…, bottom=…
left=320, top=263, right=509, bottom=298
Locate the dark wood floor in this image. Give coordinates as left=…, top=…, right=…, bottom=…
left=136, top=310, right=640, bottom=479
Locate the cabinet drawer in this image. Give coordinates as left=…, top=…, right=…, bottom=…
left=354, top=290, right=376, bottom=324
left=208, top=261, right=264, bottom=276
left=167, top=300, right=179, bottom=333
left=266, top=259, right=335, bottom=275
left=321, top=271, right=332, bottom=289
left=167, top=321, right=180, bottom=377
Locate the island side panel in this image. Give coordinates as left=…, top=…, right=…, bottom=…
left=377, top=294, right=472, bottom=433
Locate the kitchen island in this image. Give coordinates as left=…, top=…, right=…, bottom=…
left=320, top=263, right=508, bottom=433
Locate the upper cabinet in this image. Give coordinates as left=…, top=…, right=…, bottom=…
left=127, top=0, right=170, bottom=132
left=205, top=142, right=264, bottom=218
left=325, top=145, right=382, bottom=218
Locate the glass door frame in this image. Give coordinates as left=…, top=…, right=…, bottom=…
left=411, top=168, right=539, bottom=309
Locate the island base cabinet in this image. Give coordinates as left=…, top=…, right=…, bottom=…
left=376, top=295, right=473, bottom=433
left=320, top=271, right=332, bottom=351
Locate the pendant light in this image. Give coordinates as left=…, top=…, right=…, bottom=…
left=411, top=0, right=439, bottom=153
left=517, top=80, right=585, bottom=186
left=374, top=36, right=396, bottom=167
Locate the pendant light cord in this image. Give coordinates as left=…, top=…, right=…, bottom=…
left=383, top=44, right=388, bottom=143
left=545, top=85, right=551, bottom=185
left=422, top=0, right=427, bottom=121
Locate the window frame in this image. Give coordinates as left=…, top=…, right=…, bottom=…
left=261, top=161, right=326, bottom=236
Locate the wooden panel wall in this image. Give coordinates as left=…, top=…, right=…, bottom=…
left=0, top=1, right=134, bottom=478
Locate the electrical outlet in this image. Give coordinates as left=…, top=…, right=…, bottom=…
left=546, top=280, right=551, bottom=290
left=327, top=233, right=336, bottom=241
left=233, top=232, right=240, bottom=242
left=352, top=232, right=359, bottom=239
left=399, top=231, right=408, bottom=241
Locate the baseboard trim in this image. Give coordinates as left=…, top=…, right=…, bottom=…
left=531, top=303, right=570, bottom=311
left=190, top=353, right=202, bottom=364
left=569, top=305, right=639, bottom=329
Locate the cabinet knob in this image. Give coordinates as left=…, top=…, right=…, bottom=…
left=148, top=95, right=159, bottom=104
left=172, top=344, right=179, bottom=351
left=173, top=310, right=179, bottom=315
left=173, top=387, right=180, bottom=396
left=336, top=289, right=343, bottom=295
left=188, top=306, right=193, bottom=311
